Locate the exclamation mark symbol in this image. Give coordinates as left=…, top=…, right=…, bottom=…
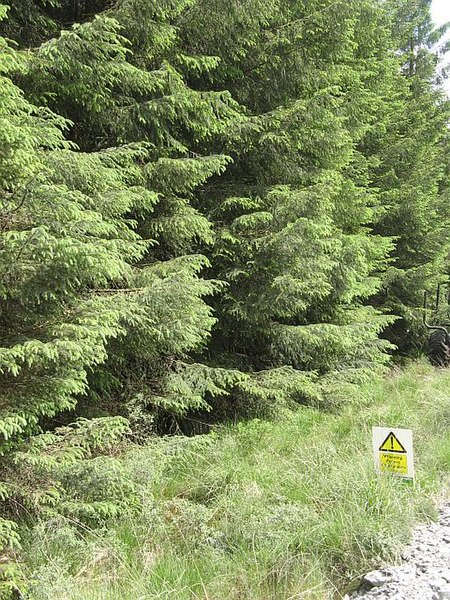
left=390, top=435, right=394, bottom=451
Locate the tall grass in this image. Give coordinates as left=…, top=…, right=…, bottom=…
left=22, top=361, right=450, bottom=599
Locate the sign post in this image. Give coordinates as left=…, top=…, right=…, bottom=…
left=372, top=427, right=414, bottom=480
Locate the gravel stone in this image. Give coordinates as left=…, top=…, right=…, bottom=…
left=437, top=584, right=450, bottom=600
left=349, top=503, right=450, bottom=600
left=364, top=570, right=392, bottom=587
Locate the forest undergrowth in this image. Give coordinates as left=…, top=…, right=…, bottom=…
left=18, top=360, right=450, bottom=600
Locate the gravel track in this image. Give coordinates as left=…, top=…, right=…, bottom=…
left=346, top=503, right=450, bottom=600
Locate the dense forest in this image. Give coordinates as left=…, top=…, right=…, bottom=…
left=0, top=0, right=450, bottom=594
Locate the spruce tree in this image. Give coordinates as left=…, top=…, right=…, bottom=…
left=368, top=0, right=450, bottom=351
left=176, top=0, right=397, bottom=413
left=0, top=0, right=238, bottom=573
left=0, top=5, right=136, bottom=572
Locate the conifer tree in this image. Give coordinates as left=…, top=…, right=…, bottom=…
left=0, top=0, right=245, bottom=430
left=0, top=0, right=237, bottom=569
left=0, top=4, right=139, bottom=571
left=368, top=0, right=450, bottom=350
left=176, top=0, right=397, bottom=410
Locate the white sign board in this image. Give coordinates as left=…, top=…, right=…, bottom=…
left=372, top=427, right=414, bottom=480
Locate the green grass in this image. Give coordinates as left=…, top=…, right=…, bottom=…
left=22, top=361, right=450, bottom=599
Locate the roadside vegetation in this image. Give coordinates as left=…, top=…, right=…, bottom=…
left=1, top=0, right=450, bottom=596
left=18, top=361, right=450, bottom=600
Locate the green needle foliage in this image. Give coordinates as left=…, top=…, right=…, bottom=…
left=179, top=0, right=399, bottom=402
left=0, top=0, right=237, bottom=585
left=368, top=0, right=450, bottom=350
left=0, top=0, right=450, bottom=595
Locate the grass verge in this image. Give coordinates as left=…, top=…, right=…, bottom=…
left=22, top=360, right=450, bottom=599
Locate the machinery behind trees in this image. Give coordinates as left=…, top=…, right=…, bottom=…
left=423, top=285, right=450, bottom=366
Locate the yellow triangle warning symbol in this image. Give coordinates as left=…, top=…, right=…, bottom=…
left=379, top=432, right=407, bottom=454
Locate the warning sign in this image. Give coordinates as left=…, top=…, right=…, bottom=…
left=372, top=427, right=414, bottom=480
left=379, top=432, right=406, bottom=454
